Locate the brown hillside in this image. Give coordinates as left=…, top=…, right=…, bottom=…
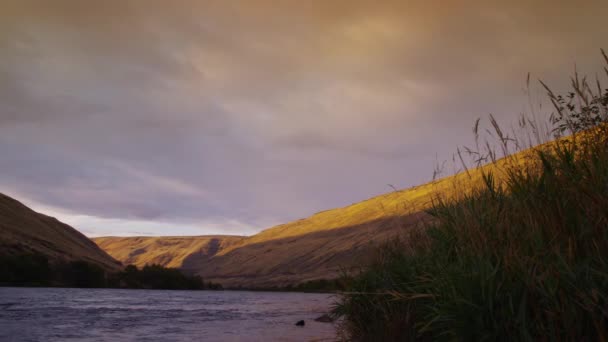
left=92, top=235, right=245, bottom=269
left=190, top=144, right=538, bottom=287
left=189, top=172, right=484, bottom=287
left=93, top=138, right=553, bottom=287
left=93, top=156, right=513, bottom=287
left=0, top=193, right=121, bottom=271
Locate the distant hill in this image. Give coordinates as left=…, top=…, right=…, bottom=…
left=92, top=236, right=245, bottom=270
left=0, top=193, right=121, bottom=271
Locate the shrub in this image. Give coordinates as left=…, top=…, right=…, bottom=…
left=109, top=264, right=220, bottom=290
left=334, top=51, right=608, bottom=341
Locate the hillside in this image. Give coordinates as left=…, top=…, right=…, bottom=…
left=0, top=192, right=121, bottom=271
left=92, top=235, right=245, bottom=270
left=188, top=157, right=518, bottom=287
left=93, top=144, right=532, bottom=287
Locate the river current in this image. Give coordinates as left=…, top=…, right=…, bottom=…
left=0, top=287, right=337, bottom=341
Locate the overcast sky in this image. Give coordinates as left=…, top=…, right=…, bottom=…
left=1, top=1, right=607, bottom=236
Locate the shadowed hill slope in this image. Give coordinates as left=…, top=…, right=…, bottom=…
left=92, top=235, right=245, bottom=269
left=191, top=213, right=432, bottom=287
left=0, top=193, right=121, bottom=271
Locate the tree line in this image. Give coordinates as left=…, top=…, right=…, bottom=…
left=0, top=253, right=222, bottom=290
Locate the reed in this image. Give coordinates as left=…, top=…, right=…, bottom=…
left=334, top=51, right=608, bottom=341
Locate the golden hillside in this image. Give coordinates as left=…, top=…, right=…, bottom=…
left=93, top=138, right=553, bottom=287
left=92, top=164, right=510, bottom=286
left=92, top=235, right=245, bottom=269
left=189, top=171, right=495, bottom=286
left=0, top=193, right=121, bottom=271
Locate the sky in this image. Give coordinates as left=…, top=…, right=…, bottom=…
left=1, top=1, right=607, bottom=237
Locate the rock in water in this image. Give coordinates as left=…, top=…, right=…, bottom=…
left=314, top=314, right=334, bottom=323
left=295, top=320, right=305, bottom=327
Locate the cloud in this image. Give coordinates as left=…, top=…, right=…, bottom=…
left=0, top=0, right=607, bottom=235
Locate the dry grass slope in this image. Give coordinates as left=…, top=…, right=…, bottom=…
left=92, top=140, right=555, bottom=288
left=92, top=236, right=245, bottom=270
left=0, top=193, right=121, bottom=271
left=189, top=142, right=553, bottom=287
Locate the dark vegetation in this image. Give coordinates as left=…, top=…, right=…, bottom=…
left=290, top=278, right=348, bottom=292
left=234, top=278, right=350, bottom=293
left=113, top=264, right=222, bottom=290
left=0, top=253, right=222, bottom=290
left=0, top=253, right=53, bottom=287
left=334, top=51, right=608, bottom=340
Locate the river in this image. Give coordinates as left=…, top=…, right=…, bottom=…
left=0, top=287, right=337, bottom=341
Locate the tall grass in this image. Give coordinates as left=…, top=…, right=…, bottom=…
left=334, top=51, right=608, bottom=341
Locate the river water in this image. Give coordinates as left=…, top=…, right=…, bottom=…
left=0, top=287, right=337, bottom=341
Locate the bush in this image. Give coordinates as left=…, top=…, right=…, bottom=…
left=109, top=264, right=221, bottom=290
left=334, top=51, right=608, bottom=341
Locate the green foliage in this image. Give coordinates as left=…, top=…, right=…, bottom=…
left=335, top=53, right=608, bottom=341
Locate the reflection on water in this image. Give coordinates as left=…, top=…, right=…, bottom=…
left=0, top=287, right=336, bottom=341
